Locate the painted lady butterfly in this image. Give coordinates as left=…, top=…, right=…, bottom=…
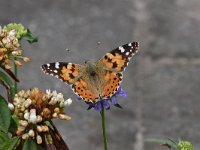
left=41, top=42, right=139, bottom=103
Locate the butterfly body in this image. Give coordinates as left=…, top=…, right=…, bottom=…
left=79, top=61, right=106, bottom=98
left=42, top=42, right=139, bottom=102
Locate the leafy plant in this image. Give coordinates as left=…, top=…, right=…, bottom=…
left=0, top=23, right=71, bottom=150
left=146, top=138, right=194, bottom=150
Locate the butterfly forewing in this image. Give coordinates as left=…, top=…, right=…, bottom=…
left=41, top=62, right=80, bottom=84
left=100, top=42, right=139, bottom=72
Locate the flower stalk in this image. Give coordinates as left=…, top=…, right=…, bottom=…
left=14, top=57, right=18, bottom=93
left=100, top=102, right=108, bottom=150
left=76, top=87, right=127, bottom=150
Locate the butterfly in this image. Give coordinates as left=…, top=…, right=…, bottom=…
left=41, top=42, right=139, bottom=103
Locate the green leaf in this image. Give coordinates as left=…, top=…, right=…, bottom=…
left=0, top=131, right=9, bottom=144
left=0, top=95, right=11, bottom=133
left=0, top=66, right=19, bottom=82
left=0, top=71, right=15, bottom=99
left=44, top=121, right=54, bottom=130
left=21, top=29, right=38, bottom=44
left=0, top=71, right=14, bottom=86
left=0, top=137, right=19, bottom=150
left=145, top=138, right=178, bottom=148
left=22, top=138, right=38, bottom=150
left=8, top=115, right=19, bottom=133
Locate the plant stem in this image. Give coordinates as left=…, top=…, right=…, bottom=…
left=100, top=102, right=108, bottom=150
left=14, top=58, right=18, bottom=94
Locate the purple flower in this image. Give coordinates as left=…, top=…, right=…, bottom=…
left=76, top=87, right=127, bottom=112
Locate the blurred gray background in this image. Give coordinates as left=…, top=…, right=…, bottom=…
left=1, top=0, right=200, bottom=149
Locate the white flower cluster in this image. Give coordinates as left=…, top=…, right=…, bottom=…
left=0, top=25, right=28, bottom=69
left=46, top=89, right=72, bottom=107
left=10, top=88, right=72, bottom=144
left=0, top=27, right=20, bottom=50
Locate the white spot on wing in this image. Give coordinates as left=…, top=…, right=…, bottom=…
left=55, top=62, right=59, bottom=69
left=126, top=52, right=129, bottom=56
left=54, top=70, right=58, bottom=73
left=128, top=43, right=132, bottom=46
left=119, top=46, right=125, bottom=53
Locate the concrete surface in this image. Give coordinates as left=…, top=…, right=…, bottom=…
left=0, top=0, right=200, bottom=149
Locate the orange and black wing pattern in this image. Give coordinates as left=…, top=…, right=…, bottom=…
left=100, top=42, right=139, bottom=72
left=41, top=62, right=80, bottom=84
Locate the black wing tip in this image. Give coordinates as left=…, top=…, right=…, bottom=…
left=40, top=66, right=44, bottom=71
left=41, top=63, right=52, bottom=74
left=133, top=42, right=139, bottom=49
left=118, top=42, right=139, bottom=54
left=132, top=41, right=139, bottom=45
left=41, top=64, right=48, bottom=70
left=128, top=42, right=139, bottom=48
left=41, top=65, right=45, bottom=71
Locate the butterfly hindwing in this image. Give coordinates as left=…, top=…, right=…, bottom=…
left=71, top=71, right=123, bottom=102
left=100, top=42, right=139, bottom=72
left=41, top=62, right=80, bottom=84
left=72, top=78, right=99, bottom=102
left=101, top=71, right=123, bottom=98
